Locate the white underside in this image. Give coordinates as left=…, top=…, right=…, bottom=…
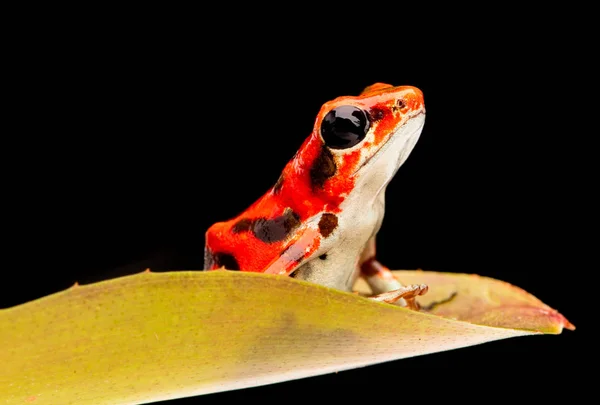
left=293, top=113, right=426, bottom=292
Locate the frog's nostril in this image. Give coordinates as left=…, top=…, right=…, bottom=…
left=403, top=87, right=425, bottom=109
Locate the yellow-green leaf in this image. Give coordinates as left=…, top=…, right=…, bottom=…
left=0, top=270, right=573, bottom=405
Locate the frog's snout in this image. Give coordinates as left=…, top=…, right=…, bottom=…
left=399, top=86, right=425, bottom=112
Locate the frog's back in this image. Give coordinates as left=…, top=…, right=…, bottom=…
left=203, top=189, right=295, bottom=271
left=203, top=126, right=347, bottom=273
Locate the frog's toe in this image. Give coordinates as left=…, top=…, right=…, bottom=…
left=368, top=284, right=429, bottom=310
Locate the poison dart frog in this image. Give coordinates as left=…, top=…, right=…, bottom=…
left=204, top=83, right=428, bottom=309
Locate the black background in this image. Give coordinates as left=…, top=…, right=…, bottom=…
left=3, top=11, right=591, bottom=404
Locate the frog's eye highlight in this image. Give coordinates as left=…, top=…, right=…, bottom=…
left=320, top=106, right=370, bottom=149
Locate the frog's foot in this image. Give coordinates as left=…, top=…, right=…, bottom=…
left=368, top=284, right=429, bottom=310
left=361, top=257, right=428, bottom=308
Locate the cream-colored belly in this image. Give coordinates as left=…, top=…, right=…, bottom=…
left=292, top=191, right=386, bottom=291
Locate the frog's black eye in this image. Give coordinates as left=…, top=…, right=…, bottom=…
left=320, top=105, right=371, bottom=149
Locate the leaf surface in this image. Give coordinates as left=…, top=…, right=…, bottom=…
left=0, top=270, right=574, bottom=405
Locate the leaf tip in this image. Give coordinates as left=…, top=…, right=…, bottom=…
left=546, top=309, right=575, bottom=332
left=562, top=317, right=576, bottom=331
left=541, top=306, right=575, bottom=332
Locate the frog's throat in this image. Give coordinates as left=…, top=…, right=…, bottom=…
left=352, top=110, right=425, bottom=178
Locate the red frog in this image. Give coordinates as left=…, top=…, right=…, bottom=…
left=204, top=83, right=428, bottom=309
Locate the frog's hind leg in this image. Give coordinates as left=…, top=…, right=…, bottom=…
left=359, top=238, right=428, bottom=310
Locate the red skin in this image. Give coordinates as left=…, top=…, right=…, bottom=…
left=205, top=83, right=424, bottom=274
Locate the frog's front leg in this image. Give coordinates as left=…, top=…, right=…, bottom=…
left=359, top=237, right=428, bottom=310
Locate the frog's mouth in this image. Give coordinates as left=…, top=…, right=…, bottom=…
left=352, top=110, right=425, bottom=177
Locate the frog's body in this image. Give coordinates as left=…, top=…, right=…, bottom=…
left=204, top=83, right=427, bottom=307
